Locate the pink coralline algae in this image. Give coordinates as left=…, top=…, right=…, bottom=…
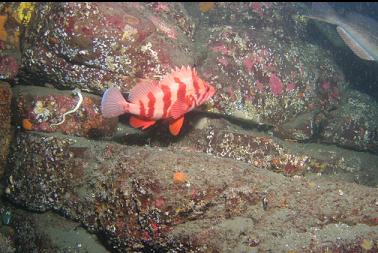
left=255, top=80, right=265, bottom=93
left=321, top=81, right=331, bottom=91
left=153, top=2, right=170, bottom=12
left=269, top=73, right=284, bottom=96
left=104, top=15, right=126, bottom=31
left=243, top=55, right=254, bottom=73
left=331, top=87, right=340, bottom=99
left=320, top=80, right=341, bottom=102
left=218, top=56, right=229, bottom=66
left=286, top=83, right=296, bottom=92
left=250, top=2, right=264, bottom=17
left=0, top=56, right=19, bottom=79
left=211, top=43, right=232, bottom=55
left=148, top=15, right=177, bottom=40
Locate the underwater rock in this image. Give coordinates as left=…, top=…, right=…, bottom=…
left=167, top=122, right=378, bottom=185
left=320, top=90, right=378, bottom=154
left=194, top=2, right=346, bottom=128
left=5, top=132, right=378, bottom=252
left=20, top=2, right=194, bottom=94
left=0, top=233, right=14, bottom=253
left=12, top=85, right=117, bottom=138
left=0, top=82, right=12, bottom=179
left=11, top=209, right=109, bottom=253
left=0, top=3, right=24, bottom=80
left=0, top=56, right=19, bottom=80
left=12, top=1, right=375, bottom=157
left=273, top=110, right=319, bottom=141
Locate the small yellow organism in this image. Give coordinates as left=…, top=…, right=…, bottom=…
left=292, top=14, right=309, bottom=25
left=360, top=239, right=373, bottom=250
left=15, top=2, right=35, bottom=25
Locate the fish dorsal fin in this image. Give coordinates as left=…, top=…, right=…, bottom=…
left=336, top=26, right=375, bottom=61
left=170, top=97, right=188, bottom=119
left=160, top=66, right=193, bottom=88
left=129, top=79, right=160, bottom=103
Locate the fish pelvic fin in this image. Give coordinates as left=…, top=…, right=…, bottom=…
left=101, top=87, right=129, bottom=118
left=129, top=116, right=156, bottom=130
left=169, top=116, right=184, bottom=136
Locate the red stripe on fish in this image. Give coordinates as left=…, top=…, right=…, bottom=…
left=192, top=70, right=201, bottom=101
left=160, top=84, right=171, bottom=118
left=139, top=100, right=146, bottom=117
left=174, top=77, right=187, bottom=101
left=198, top=90, right=207, bottom=105
left=147, top=92, right=156, bottom=118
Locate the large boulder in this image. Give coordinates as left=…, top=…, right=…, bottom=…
left=320, top=90, right=378, bottom=154
left=20, top=2, right=195, bottom=94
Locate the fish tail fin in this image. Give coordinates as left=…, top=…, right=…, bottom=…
left=101, top=87, right=129, bottom=118
left=305, top=2, right=341, bottom=25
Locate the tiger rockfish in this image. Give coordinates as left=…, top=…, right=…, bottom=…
left=101, top=66, right=216, bottom=136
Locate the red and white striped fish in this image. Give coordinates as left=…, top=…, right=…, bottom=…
left=101, top=66, right=216, bottom=136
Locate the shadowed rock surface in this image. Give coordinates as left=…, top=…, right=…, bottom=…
left=5, top=132, right=378, bottom=252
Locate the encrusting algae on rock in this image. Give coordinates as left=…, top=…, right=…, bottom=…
left=0, top=15, right=8, bottom=41
left=199, top=2, right=215, bottom=13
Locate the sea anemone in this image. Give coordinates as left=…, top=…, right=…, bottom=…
left=22, top=118, right=33, bottom=130
left=173, top=171, right=187, bottom=184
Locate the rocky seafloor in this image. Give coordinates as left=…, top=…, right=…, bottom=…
left=0, top=2, right=377, bottom=253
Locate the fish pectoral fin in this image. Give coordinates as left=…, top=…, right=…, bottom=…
left=129, top=116, right=156, bottom=130
left=169, top=116, right=184, bottom=136
left=170, top=98, right=188, bottom=119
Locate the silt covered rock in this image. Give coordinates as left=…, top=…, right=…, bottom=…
left=0, top=82, right=12, bottom=179
left=21, top=2, right=195, bottom=94
left=12, top=85, right=117, bottom=138
left=193, top=2, right=345, bottom=129
left=5, top=132, right=378, bottom=252
left=320, top=90, right=378, bottom=154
